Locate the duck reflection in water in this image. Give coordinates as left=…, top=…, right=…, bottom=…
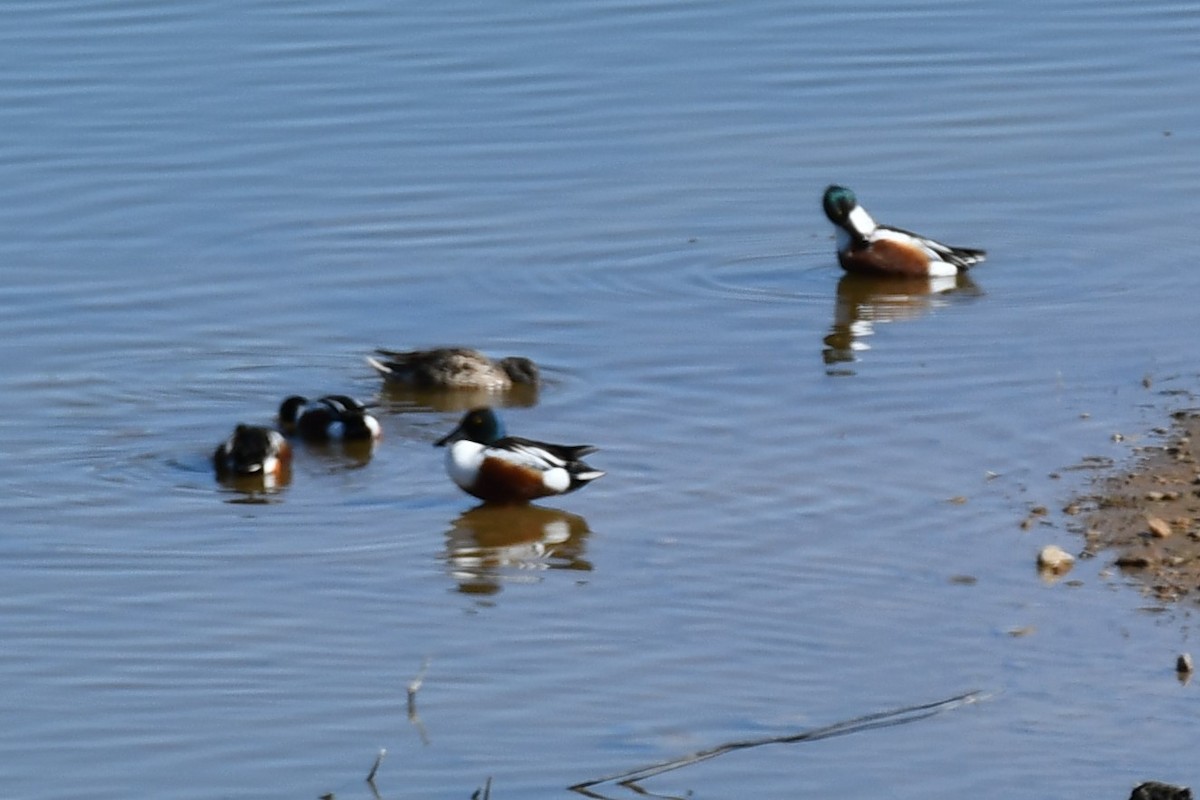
left=444, top=504, right=593, bottom=596
left=375, top=379, right=540, bottom=414
left=823, top=272, right=982, bottom=368
left=215, top=466, right=293, bottom=498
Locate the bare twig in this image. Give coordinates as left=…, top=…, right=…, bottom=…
left=366, top=748, right=386, bottom=785
left=569, top=689, right=988, bottom=793
left=471, top=776, right=493, bottom=800
left=407, top=657, right=433, bottom=745
left=408, top=657, right=431, bottom=717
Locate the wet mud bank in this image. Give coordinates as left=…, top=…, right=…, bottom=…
left=1069, top=409, right=1200, bottom=604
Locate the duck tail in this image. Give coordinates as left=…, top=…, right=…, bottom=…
left=365, top=355, right=393, bottom=376
left=950, top=246, right=987, bottom=268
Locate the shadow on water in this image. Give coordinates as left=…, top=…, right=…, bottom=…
left=822, top=272, right=984, bottom=373
left=443, top=504, right=593, bottom=596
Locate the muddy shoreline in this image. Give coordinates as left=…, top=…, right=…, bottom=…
left=1068, top=409, right=1200, bottom=605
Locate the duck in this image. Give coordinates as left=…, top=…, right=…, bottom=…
left=366, top=347, right=539, bottom=391
left=434, top=407, right=604, bottom=504
left=822, top=185, right=986, bottom=277
left=278, top=395, right=382, bottom=442
left=213, top=424, right=292, bottom=479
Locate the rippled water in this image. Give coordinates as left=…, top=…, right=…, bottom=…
left=2, top=0, right=1200, bottom=798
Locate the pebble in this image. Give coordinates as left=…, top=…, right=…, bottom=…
left=1146, top=516, right=1173, bottom=538
left=1177, top=653, right=1194, bottom=675
left=1037, top=545, right=1075, bottom=575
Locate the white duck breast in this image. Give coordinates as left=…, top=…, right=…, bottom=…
left=846, top=205, right=877, bottom=237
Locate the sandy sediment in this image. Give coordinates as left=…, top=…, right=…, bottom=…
left=1071, top=409, right=1200, bottom=604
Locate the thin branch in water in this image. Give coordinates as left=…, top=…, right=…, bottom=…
left=366, top=748, right=386, bottom=786
left=408, top=657, right=431, bottom=717
left=407, top=657, right=433, bottom=745
left=569, top=689, right=988, bottom=794
left=471, top=776, right=493, bottom=800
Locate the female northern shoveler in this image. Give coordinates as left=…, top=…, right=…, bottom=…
left=213, top=424, right=292, bottom=479
left=278, top=395, right=382, bottom=442
left=822, top=185, right=986, bottom=277
left=367, top=347, right=539, bottom=391
left=434, top=407, right=604, bottom=504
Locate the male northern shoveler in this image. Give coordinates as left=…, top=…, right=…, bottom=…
left=434, top=407, right=604, bottom=504
left=214, top=424, right=292, bottom=479
left=278, top=395, right=382, bottom=442
left=367, top=347, right=539, bottom=391
left=822, top=185, right=986, bottom=277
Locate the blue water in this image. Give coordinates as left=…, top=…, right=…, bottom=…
left=1, top=0, right=1199, bottom=797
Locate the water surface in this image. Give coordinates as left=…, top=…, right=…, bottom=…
left=2, top=0, right=1200, bottom=797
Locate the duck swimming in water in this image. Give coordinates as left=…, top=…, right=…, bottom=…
left=822, top=185, right=986, bottom=277
left=367, top=347, right=539, bottom=391
left=434, top=407, right=603, bottom=504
